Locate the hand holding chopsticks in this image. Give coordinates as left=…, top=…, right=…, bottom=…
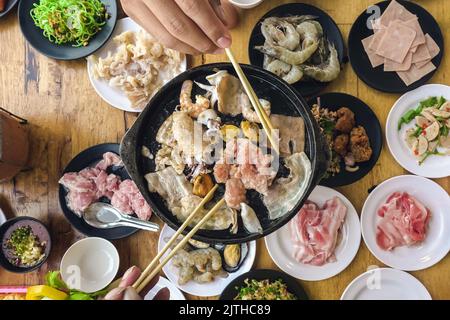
left=132, top=185, right=224, bottom=293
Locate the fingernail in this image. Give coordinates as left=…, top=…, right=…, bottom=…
left=217, top=36, right=231, bottom=48
left=123, top=266, right=137, bottom=279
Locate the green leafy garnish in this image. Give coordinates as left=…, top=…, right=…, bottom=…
left=398, top=96, right=447, bottom=130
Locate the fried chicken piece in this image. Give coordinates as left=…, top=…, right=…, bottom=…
left=350, top=126, right=372, bottom=162
left=333, top=134, right=349, bottom=157
left=335, top=107, right=355, bottom=133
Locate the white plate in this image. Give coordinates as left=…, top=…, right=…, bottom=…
left=341, top=268, right=431, bottom=300
left=265, top=185, right=361, bottom=281
left=60, top=237, right=120, bottom=293
left=386, top=84, right=450, bottom=178
left=361, top=175, right=450, bottom=271
left=144, top=276, right=185, bottom=300
left=87, top=17, right=187, bottom=113
left=0, top=208, right=6, bottom=226
left=158, top=224, right=256, bottom=297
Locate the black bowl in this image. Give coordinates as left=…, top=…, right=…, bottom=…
left=0, top=0, right=19, bottom=19
left=121, top=63, right=329, bottom=244
left=248, top=3, right=346, bottom=97
left=18, top=0, right=118, bottom=60
left=0, top=216, right=51, bottom=273
left=220, top=269, right=308, bottom=300
left=308, top=92, right=383, bottom=187
left=348, top=0, right=444, bottom=93
left=59, top=143, right=138, bottom=240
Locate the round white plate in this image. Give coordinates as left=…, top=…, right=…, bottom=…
left=386, top=83, right=450, bottom=178
left=0, top=208, right=6, bottom=226
left=144, top=276, right=185, bottom=300
left=87, top=17, right=187, bottom=113
left=158, top=224, right=256, bottom=297
left=265, top=185, right=361, bottom=281
left=361, top=175, right=450, bottom=271
left=60, top=237, right=120, bottom=293
left=341, top=268, right=431, bottom=300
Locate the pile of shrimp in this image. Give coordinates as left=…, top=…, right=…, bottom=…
left=255, top=16, right=341, bottom=84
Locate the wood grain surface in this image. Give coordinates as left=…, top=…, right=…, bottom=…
left=0, top=0, right=448, bottom=300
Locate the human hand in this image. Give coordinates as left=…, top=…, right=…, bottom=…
left=104, top=266, right=170, bottom=300
left=120, top=0, right=239, bottom=54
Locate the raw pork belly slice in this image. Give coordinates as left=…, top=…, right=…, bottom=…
left=111, top=180, right=152, bottom=220
left=376, top=192, right=430, bottom=251
left=289, top=197, right=347, bottom=266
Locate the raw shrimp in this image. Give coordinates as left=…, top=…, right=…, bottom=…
left=180, top=80, right=210, bottom=118
left=266, top=59, right=304, bottom=84
left=261, top=17, right=300, bottom=51
left=301, top=43, right=340, bottom=82
left=256, top=20, right=321, bottom=65
left=241, top=95, right=272, bottom=123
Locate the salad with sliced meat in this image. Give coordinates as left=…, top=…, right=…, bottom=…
left=399, top=96, right=450, bottom=164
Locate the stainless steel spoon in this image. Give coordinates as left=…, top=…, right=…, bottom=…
left=83, top=203, right=160, bottom=232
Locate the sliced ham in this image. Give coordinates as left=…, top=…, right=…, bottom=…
left=376, top=192, right=430, bottom=251
left=289, top=197, right=347, bottom=266
left=376, top=20, right=416, bottom=63
left=361, top=1, right=440, bottom=86
left=362, top=35, right=384, bottom=68
left=396, top=61, right=436, bottom=86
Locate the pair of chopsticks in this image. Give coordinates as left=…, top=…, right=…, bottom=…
left=225, top=48, right=278, bottom=149
left=132, top=185, right=224, bottom=293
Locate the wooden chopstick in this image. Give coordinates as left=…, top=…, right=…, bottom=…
left=225, top=48, right=278, bottom=149
left=132, top=185, right=219, bottom=290
left=135, top=198, right=226, bottom=294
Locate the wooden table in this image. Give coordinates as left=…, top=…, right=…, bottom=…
left=0, top=0, right=449, bottom=300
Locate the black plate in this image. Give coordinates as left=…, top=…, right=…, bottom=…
left=58, top=143, right=138, bottom=240
left=220, top=269, right=308, bottom=300
left=0, top=216, right=51, bottom=273
left=248, top=3, right=346, bottom=97
left=121, top=63, right=330, bottom=244
left=348, top=0, right=444, bottom=93
left=18, top=0, right=118, bottom=60
left=0, top=0, right=19, bottom=19
left=308, top=92, right=382, bottom=187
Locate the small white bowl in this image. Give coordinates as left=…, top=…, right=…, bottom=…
left=60, top=237, right=119, bottom=293
left=229, top=0, right=264, bottom=9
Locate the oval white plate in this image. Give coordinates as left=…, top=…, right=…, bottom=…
left=386, top=83, right=450, bottom=178
left=60, top=237, right=120, bottom=293
left=361, top=175, right=450, bottom=271
left=265, top=185, right=361, bottom=281
left=341, top=268, right=431, bottom=300
left=158, top=224, right=256, bottom=297
left=87, top=17, right=187, bottom=113
left=144, top=276, right=185, bottom=300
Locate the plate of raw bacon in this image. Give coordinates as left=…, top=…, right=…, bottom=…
left=265, top=185, right=361, bottom=281
left=361, top=175, right=450, bottom=271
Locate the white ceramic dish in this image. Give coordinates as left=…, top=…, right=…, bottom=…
left=60, top=237, right=120, bottom=293
left=361, top=175, right=450, bottom=271
left=87, top=17, right=187, bottom=113
left=386, top=83, right=450, bottom=178
left=144, top=276, right=185, bottom=300
left=0, top=208, right=6, bottom=226
left=265, top=185, right=361, bottom=281
left=341, top=268, right=431, bottom=300
left=229, top=0, right=264, bottom=9
left=158, top=224, right=256, bottom=297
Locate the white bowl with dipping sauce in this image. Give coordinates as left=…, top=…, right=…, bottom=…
left=60, top=237, right=119, bottom=293
left=228, top=0, right=264, bottom=9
